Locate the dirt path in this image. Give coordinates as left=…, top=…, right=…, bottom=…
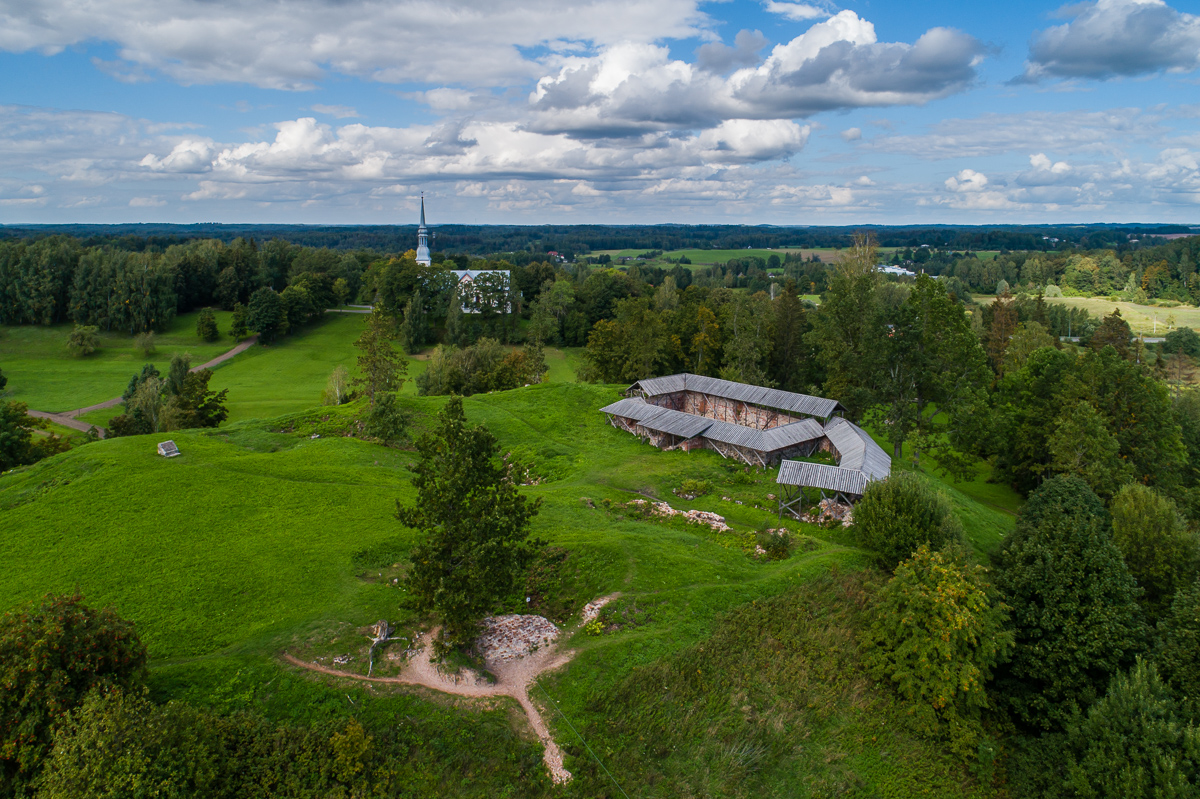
left=26, top=334, right=259, bottom=439
left=284, top=628, right=575, bottom=783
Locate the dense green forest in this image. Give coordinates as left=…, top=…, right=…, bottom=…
left=1, top=222, right=1192, bottom=258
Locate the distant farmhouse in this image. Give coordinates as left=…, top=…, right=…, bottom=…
left=413, top=198, right=510, bottom=313
left=600, top=373, right=890, bottom=512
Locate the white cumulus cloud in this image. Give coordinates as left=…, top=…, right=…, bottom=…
left=1018, top=0, right=1200, bottom=82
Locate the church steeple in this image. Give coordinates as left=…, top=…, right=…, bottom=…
left=415, top=194, right=431, bottom=266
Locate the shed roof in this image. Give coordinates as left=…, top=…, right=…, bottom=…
left=628, top=374, right=844, bottom=419
left=822, top=417, right=891, bottom=481
left=777, top=460, right=869, bottom=495
left=603, top=398, right=825, bottom=453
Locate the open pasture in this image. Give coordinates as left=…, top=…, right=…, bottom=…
left=0, top=309, right=236, bottom=412
left=0, top=380, right=1015, bottom=796
left=977, top=294, right=1200, bottom=334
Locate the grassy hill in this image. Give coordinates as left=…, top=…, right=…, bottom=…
left=0, top=377, right=1017, bottom=796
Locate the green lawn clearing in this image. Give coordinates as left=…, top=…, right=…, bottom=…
left=0, top=381, right=1011, bottom=797
left=0, top=310, right=237, bottom=412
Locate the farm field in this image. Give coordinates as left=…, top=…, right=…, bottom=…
left=593, top=247, right=837, bottom=265
left=977, top=294, right=1200, bottom=334
left=0, top=381, right=1016, bottom=797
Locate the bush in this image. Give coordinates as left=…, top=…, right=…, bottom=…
left=0, top=594, right=147, bottom=787
left=196, top=308, right=219, bottom=342
left=676, top=478, right=713, bottom=499
left=321, top=365, right=352, bottom=406
left=133, top=331, right=155, bottom=356
left=995, top=476, right=1147, bottom=730
left=863, top=546, right=1013, bottom=758
left=416, top=339, right=539, bottom=397
left=364, top=391, right=409, bottom=446
left=756, top=528, right=791, bottom=560
left=66, top=324, right=99, bottom=357
left=1043, top=284, right=1063, bottom=298
left=854, top=472, right=963, bottom=568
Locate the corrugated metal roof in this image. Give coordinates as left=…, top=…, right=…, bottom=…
left=627, top=374, right=844, bottom=419
left=599, top=397, right=657, bottom=421
left=760, top=418, right=825, bottom=450
left=605, top=398, right=824, bottom=454
left=777, top=461, right=869, bottom=495
left=823, top=417, right=891, bottom=481
left=636, top=406, right=714, bottom=439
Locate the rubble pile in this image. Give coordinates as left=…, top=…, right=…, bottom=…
left=628, top=499, right=732, bottom=532
left=804, top=498, right=854, bottom=527
left=477, top=614, right=559, bottom=663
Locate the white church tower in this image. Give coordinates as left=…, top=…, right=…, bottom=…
left=415, top=195, right=431, bottom=266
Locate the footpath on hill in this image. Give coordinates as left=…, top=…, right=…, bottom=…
left=284, top=594, right=621, bottom=785
left=27, top=334, right=259, bottom=439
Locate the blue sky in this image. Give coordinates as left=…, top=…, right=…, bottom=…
left=1, top=0, right=1199, bottom=225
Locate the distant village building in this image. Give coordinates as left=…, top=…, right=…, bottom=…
left=413, top=198, right=509, bottom=312
left=451, top=269, right=511, bottom=313
left=599, top=373, right=891, bottom=511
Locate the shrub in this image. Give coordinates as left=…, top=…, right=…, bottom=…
left=416, top=339, right=539, bottom=397
left=133, top=331, right=156, bottom=356
left=321, top=365, right=352, bottom=406
left=0, top=594, right=147, bottom=787
left=66, top=324, right=99, bottom=357
left=854, top=471, right=963, bottom=568
left=676, top=478, right=713, bottom=499
left=364, top=391, right=409, bottom=446
left=1043, top=283, right=1063, bottom=298
left=863, top=546, right=1013, bottom=758
left=196, top=308, right=219, bottom=342
left=756, top=528, right=791, bottom=560
left=995, top=476, right=1147, bottom=730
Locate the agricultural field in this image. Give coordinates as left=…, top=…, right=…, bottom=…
left=0, top=376, right=1018, bottom=796
left=592, top=247, right=841, bottom=266
left=977, top=294, right=1200, bottom=334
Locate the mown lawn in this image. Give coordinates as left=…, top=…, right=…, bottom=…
left=0, top=309, right=237, bottom=412
left=0, top=380, right=1014, bottom=796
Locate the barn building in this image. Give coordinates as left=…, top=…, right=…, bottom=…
left=598, top=373, right=891, bottom=513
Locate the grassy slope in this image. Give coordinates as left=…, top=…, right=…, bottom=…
left=0, top=378, right=1015, bottom=796
left=0, top=310, right=236, bottom=412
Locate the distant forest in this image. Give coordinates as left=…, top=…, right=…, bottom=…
left=1, top=222, right=1194, bottom=259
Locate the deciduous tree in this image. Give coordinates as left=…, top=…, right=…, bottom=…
left=864, top=546, right=1012, bottom=757
left=1110, top=484, right=1200, bottom=621
left=854, top=472, right=963, bottom=568
left=0, top=593, right=147, bottom=786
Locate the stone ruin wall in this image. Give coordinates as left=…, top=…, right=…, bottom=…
left=646, top=391, right=806, bottom=430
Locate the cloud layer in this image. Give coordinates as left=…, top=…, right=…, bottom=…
left=1019, top=0, right=1200, bottom=82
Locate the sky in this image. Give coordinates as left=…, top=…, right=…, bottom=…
left=1, top=0, right=1199, bottom=226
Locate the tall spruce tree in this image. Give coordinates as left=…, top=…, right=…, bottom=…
left=397, top=397, right=541, bottom=646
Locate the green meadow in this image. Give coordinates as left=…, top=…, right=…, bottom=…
left=0, top=345, right=1018, bottom=795
left=0, top=310, right=238, bottom=413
